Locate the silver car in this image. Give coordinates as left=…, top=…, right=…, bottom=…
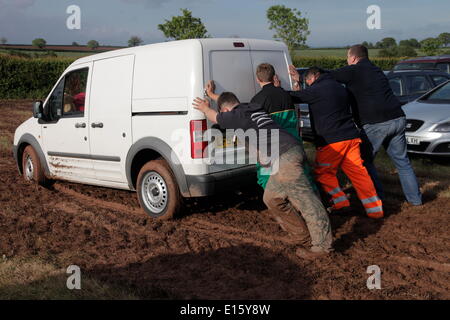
left=403, top=80, right=450, bottom=156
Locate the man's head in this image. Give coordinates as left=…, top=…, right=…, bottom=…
left=217, top=92, right=240, bottom=112
left=256, top=63, right=275, bottom=87
left=347, top=44, right=369, bottom=65
left=304, top=67, right=323, bottom=86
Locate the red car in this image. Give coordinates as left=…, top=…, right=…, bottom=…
left=393, top=55, right=450, bottom=74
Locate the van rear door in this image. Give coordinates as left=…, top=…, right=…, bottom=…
left=203, top=40, right=256, bottom=173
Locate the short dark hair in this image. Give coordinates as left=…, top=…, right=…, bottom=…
left=217, top=92, right=240, bottom=110
left=304, top=66, right=324, bottom=80
left=256, top=63, right=275, bottom=82
left=348, top=44, right=369, bottom=59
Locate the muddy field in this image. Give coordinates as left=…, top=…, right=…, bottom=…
left=0, top=100, right=449, bottom=300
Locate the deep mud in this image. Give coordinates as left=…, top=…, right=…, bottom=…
left=0, top=100, right=449, bottom=299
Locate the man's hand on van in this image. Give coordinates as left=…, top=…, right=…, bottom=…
left=205, top=80, right=219, bottom=102
left=273, top=74, right=281, bottom=87
left=193, top=97, right=218, bottom=124
left=289, top=65, right=300, bottom=82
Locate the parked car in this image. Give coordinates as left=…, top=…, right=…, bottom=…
left=393, top=55, right=450, bottom=74
left=294, top=68, right=314, bottom=141
left=403, top=80, right=450, bottom=156
left=387, top=69, right=450, bottom=104
left=13, top=38, right=295, bottom=219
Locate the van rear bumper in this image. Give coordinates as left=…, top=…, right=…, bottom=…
left=186, top=165, right=256, bottom=197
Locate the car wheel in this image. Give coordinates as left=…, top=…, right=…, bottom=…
left=22, top=145, right=47, bottom=185
left=136, top=159, right=182, bottom=220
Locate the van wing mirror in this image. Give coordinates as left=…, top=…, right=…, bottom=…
left=32, top=101, right=43, bottom=119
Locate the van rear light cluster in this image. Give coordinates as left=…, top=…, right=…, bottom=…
left=190, top=120, right=208, bottom=159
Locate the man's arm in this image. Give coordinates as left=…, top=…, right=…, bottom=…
left=288, top=65, right=301, bottom=91
left=205, top=80, right=220, bottom=102
left=192, top=97, right=218, bottom=123
left=288, top=88, right=318, bottom=104
left=329, top=65, right=355, bottom=84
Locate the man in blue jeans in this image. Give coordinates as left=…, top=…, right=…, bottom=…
left=327, top=44, right=422, bottom=206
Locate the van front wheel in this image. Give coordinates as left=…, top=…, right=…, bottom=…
left=22, top=145, right=47, bottom=185
left=136, top=159, right=182, bottom=220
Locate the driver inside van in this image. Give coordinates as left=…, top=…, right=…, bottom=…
left=192, top=92, right=333, bottom=260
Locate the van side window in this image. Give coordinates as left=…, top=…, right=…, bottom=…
left=44, top=68, right=89, bottom=122
left=63, top=68, right=88, bottom=117
left=46, top=78, right=65, bottom=121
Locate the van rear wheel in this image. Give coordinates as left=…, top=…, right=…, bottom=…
left=136, top=159, right=182, bottom=220
left=22, top=145, right=47, bottom=185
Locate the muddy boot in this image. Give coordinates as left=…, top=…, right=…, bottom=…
left=274, top=216, right=310, bottom=245
left=296, top=247, right=330, bottom=260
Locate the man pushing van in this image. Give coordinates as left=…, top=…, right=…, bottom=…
left=192, top=92, right=333, bottom=259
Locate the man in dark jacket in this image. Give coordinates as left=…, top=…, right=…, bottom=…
left=328, top=44, right=422, bottom=206
left=287, top=67, right=383, bottom=219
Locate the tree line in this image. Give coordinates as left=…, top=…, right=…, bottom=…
left=363, top=33, right=450, bottom=57
left=2, top=6, right=450, bottom=58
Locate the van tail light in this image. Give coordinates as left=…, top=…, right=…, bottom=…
left=190, top=120, right=208, bottom=159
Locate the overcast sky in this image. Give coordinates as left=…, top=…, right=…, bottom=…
left=1, top=0, right=449, bottom=47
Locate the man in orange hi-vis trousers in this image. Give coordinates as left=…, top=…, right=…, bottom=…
left=288, top=66, right=383, bottom=219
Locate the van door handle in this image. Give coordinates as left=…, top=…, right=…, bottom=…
left=91, top=122, right=104, bottom=128
left=75, top=122, right=86, bottom=128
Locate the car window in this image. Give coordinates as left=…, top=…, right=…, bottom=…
left=424, top=81, right=450, bottom=101
left=389, top=77, right=404, bottom=96
left=44, top=68, right=88, bottom=121
left=45, top=78, right=65, bottom=122
left=436, top=63, right=450, bottom=73
left=62, top=68, right=88, bottom=117
left=431, top=75, right=449, bottom=86
left=394, top=62, right=435, bottom=70
left=406, top=75, right=431, bottom=95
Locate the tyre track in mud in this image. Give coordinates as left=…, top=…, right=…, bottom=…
left=54, top=182, right=299, bottom=250
left=52, top=182, right=289, bottom=257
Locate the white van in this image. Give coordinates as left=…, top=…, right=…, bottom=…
left=13, top=38, right=294, bottom=219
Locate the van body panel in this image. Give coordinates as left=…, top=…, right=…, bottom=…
left=89, top=54, right=135, bottom=183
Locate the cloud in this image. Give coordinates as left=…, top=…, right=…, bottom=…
left=0, top=0, right=36, bottom=9
left=119, top=0, right=209, bottom=9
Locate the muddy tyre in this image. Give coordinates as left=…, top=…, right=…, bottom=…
left=136, top=159, right=182, bottom=220
left=22, top=145, right=47, bottom=185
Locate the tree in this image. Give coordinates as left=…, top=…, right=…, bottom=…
left=128, top=36, right=143, bottom=47
left=438, top=32, right=450, bottom=47
left=397, top=45, right=417, bottom=57
left=420, top=37, right=442, bottom=56
left=72, top=41, right=79, bottom=46
left=0, top=37, right=7, bottom=45
left=32, top=38, right=46, bottom=49
left=158, top=9, right=209, bottom=41
left=266, top=5, right=310, bottom=53
left=87, top=40, right=100, bottom=50
left=380, top=37, right=396, bottom=48
left=408, top=38, right=420, bottom=48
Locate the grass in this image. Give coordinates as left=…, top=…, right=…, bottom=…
left=0, top=257, right=139, bottom=300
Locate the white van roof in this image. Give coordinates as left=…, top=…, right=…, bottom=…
left=71, top=38, right=288, bottom=66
